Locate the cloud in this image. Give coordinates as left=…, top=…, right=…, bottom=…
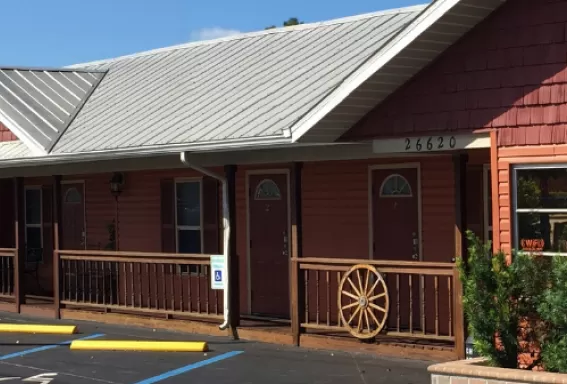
left=190, top=27, right=242, bottom=41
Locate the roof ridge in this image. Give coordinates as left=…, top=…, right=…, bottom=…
left=66, top=4, right=428, bottom=69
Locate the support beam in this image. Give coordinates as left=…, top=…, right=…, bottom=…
left=224, top=165, right=239, bottom=329
left=13, top=177, right=24, bottom=311
left=452, top=153, right=468, bottom=360
left=290, top=162, right=304, bottom=346
left=53, top=175, right=62, bottom=319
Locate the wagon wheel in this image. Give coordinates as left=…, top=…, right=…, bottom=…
left=338, top=264, right=389, bottom=340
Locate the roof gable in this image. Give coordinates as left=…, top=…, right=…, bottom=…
left=0, top=68, right=105, bottom=154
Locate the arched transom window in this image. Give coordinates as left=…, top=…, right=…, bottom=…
left=379, top=174, right=412, bottom=197
left=255, top=179, right=281, bottom=200
left=64, top=187, right=82, bottom=203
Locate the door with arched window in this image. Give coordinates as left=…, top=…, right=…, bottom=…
left=61, top=183, right=85, bottom=250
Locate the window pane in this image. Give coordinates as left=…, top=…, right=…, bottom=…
left=25, top=189, right=41, bottom=225
left=517, top=212, right=567, bottom=253
left=516, top=168, right=567, bottom=209
left=26, top=227, right=42, bottom=250
left=178, top=229, right=201, bottom=254
left=176, top=182, right=200, bottom=226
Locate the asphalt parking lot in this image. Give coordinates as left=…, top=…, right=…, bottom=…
left=0, top=313, right=430, bottom=384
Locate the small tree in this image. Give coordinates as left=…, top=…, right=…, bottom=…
left=265, top=17, right=303, bottom=30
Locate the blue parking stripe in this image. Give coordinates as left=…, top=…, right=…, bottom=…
left=0, top=333, right=105, bottom=360
left=133, top=350, right=244, bottom=384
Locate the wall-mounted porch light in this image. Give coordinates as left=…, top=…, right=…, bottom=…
left=109, top=172, right=125, bottom=198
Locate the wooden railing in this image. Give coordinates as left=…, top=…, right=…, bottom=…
left=291, top=258, right=464, bottom=349
left=0, top=248, right=16, bottom=299
left=57, top=250, right=222, bottom=320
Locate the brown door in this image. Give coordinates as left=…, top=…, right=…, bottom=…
left=372, top=168, right=420, bottom=331
left=249, top=173, right=289, bottom=318
left=61, top=183, right=85, bottom=250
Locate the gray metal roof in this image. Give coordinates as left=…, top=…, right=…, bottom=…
left=0, top=68, right=105, bottom=153
left=52, top=5, right=425, bottom=154
left=0, top=141, right=33, bottom=160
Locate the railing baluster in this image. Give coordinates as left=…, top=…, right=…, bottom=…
left=153, top=264, right=157, bottom=310
left=337, top=271, right=341, bottom=327
left=170, top=264, right=174, bottom=311
left=409, top=274, right=413, bottom=334
left=138, top=264, right=143, bottom=309
left=197, top=272, right=201, bottom=314
left=81, top=259, right=86, bottom=302
left=123, top=262, right=127, bottom=307
left=88, top=260, right=92, bottom=304
left=304, top=270, right=309, bottom=324
left=109, top=261, right=114, bottom=306
left=2, top=256, right=6, bottom=295
left=179, top=267, right=184, bottom=312
left=326, top=271, right=330, bottom=327
left=448, top=276, right=453, bottom=337
left=161, top=264, right=166, bottom=311
left=421, top=275, right=426, bottom=335
left=315, top=270, right=320, bottom=325
left=74, top=260, right=78, bottom=302
left=434, top=276, right=439, bottom=336
left=102, top=261, right=107, bottom=306
left=146, top=263, right=151, bottom=309
left=396, top=274, right=400, bottom=333
left=131, top=263, right=135, bottom=308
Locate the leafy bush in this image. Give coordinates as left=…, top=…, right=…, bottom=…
left=458, top=231, right=550, bottom=369
left=538, top=256, right=567, bottom=373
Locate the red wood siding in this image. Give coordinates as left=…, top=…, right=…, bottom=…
left=343, top=0, right=567, bottom=147
left=0, top=123, right=17, bottom=142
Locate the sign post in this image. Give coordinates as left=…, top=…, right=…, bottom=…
left=210, top=255, right=226, bottom=290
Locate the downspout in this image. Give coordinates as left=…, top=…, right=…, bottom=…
left=180, top=152, right=230, bottom=330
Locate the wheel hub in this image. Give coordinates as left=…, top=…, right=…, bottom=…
left=358, top=296, right=368, bottom=308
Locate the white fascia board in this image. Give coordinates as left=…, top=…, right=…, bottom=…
left=289, top=0, right=462, bottom=143
left=0, top=110, right=47, bottom=156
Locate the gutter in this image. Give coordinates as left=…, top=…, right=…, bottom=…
left=179, top=152, right=231, bottom=331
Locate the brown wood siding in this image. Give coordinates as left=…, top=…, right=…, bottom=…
left=0, top=123, right=17, bottom=142
left=343, top=0, right=567, bottom=147
left=301, top=156, right=456, bottom=263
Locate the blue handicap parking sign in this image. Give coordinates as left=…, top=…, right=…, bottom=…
left=215, top=270, right=223, bottom=282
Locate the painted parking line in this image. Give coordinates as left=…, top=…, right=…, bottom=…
left=133, top=350, right=245, bottom=384
left=0, top=333, right=105, bottom=361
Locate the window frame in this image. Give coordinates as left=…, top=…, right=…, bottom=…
left=512, top=163, right=567, bottom=256
left=24, top=185, right=43, bottom=263
left=174, top=177, right=205, bottom=275
left=483, top=164, right=493, bottom=243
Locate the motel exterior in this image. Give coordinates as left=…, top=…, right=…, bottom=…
left=0, top=0, right=564, bottom=360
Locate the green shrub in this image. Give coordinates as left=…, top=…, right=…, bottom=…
left=458, top=231, right=550, bottom=368
left=538, top=256, right=567, bottom=373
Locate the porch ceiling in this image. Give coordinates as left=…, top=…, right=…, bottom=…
left=294, top=0, right=506, bottom=144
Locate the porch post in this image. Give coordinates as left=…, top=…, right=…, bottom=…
left=13, top=177, right=25, bottom=312
left=290, top=162, right=304, bottom=346
left=453, top=153, right=468, bottom=359
left=52, top=175, right=62, bottom=319
left=224, top=165, right=239, bottom=329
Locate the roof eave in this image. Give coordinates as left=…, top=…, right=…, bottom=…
left=289, top=0, right=506, bottom=144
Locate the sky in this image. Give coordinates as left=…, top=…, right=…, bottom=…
left=1, top=0, right=425, bottom=68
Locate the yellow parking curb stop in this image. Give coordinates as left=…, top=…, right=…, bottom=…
left=69, top=340, right=209, bottom=352
left=0, top=324, right=78, bottom=334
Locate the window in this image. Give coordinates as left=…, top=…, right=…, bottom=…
left=25, top=187, right=43, bottom=262
left=483, top=165, right=493, bottom=244
left=255, top=179, right=281, bottom=200
left=175, top=180, right=203, bottom=274
left=64, top=187, right=82, bottom=203
left=513, top=166, right=567, bottom=256
left=379, top=174, right=412, bottom=197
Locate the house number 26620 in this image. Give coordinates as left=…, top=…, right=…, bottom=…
left=404, top=136, right=456, bottom=152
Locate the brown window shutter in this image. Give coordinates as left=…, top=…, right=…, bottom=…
left=42, top=185, right=53, bottom=262
left=202, top=176, right=220, bottom=255
left=160, top=179, right=176, bottom=253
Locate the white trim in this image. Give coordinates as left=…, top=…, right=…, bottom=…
left=372, top=133, right=491, bottom=155
left=245, top=169, right=292, bottom=316
left=483, top=164, right=492, bottom=243
left=367, top=163, right=423, bottom=261
left=24, top=185, right=44, bottom=263
left=291, top=0, right=464, bottom=143
left=174, top=177, right=205, bottom=275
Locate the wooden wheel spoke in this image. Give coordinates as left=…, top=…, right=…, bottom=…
left=369, top=303, right=387, bottom=313
left=367, top=307, right=381, bottom=328
left=341, top=301, right=359, bottom=311
left=341, top=290, right=359, bottom=301
left=368, top=292, right=386, bottom=302
left=338, top=264, right=389, bottom=340
left=347, top=306, right=362, bottom=325
left=347, top=278, right=361, bottom=296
